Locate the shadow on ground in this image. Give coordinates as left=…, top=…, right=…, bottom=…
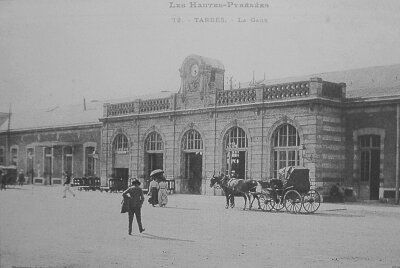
left=135, top=233, right=195, bottom=243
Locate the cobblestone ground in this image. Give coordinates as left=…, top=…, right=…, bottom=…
left=1, top=185, right=400, bottom=268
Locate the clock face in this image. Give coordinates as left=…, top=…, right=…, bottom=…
left=190, top=64, right=199, bottom=77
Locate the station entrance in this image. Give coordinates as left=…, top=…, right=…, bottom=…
left=184, top=152, right=203, bottom=194
left=181, top=129, right=203, bottom=194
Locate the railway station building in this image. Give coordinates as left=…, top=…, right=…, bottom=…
left=1, top=54, right=400, bottom=201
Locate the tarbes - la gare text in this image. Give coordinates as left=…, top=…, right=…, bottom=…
left=169, top=1, right=269, bottom=8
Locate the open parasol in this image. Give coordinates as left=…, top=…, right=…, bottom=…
left=150, top=169, right=164, bottom=177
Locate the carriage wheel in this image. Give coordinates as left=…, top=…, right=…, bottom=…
left=259, top=193, right=274, bottom=212
left=272, top=195, right=284, bottom=211
left=284, top=190, right=302, bottom=213
left=302, top=190, right=321, bottom=213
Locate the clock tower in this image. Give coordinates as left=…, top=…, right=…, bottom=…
left=179, top=54, right=225, bottom=97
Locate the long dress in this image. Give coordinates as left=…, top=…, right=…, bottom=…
left=158, top=180, right=168, bottom=207
left=148, top=180, right=159, bottom=206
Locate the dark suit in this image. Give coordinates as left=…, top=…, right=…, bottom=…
left=122, top=186, right=145, bottom=234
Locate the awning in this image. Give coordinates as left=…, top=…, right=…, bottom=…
left=0, top=165, right=17, bottom=169
left=30, top=141, right=81, bottom=147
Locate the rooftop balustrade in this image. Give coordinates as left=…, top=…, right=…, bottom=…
left=139, top=97, right=171, bottom=113
left=263, top=81, right=310, bottom=100
left=216, top=88, right=256, bottom=105
left=103, top=79, right=342, bottom=117
left=105, top=97, right=171, bottom=117
left=106, top=102, right=136, bottom=116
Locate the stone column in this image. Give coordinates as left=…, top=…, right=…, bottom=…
left=308, top=78, right=323, bottom=97
left=255, top=87, right=264, bottom=102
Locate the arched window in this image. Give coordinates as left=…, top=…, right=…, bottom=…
left=272, top=124, right=301, bottom=178
left=182, top=129, right=203, bottom=151
left=146, top=132, right=163, bottom=152
left=113, top=134, right=128, bottom=152
left=145, top=132, right=164, bottom=179
left=225, top=127, right=248, bottom=149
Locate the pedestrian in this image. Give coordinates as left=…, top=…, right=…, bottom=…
left=62, top=171, right=75, bottom=198
left=158, top=176, right=168, bottom=207
left=18, top=169, right=25, bottom=186
left=122, top=179, right=145, bottom=235
left=147, top=173, right=159, bottom=207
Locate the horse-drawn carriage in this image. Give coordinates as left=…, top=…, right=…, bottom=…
left=258, top=167, right=321, bottom=213
left=210, top=166, right=321, bottom=213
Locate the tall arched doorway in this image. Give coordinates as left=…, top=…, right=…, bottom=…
left=271, top=123, right=301, bottom=178
left=112, top=134, right=129, bottom=188
left=144, top=131, right=164, bottom=178
left=181, top=129, right=203, bottom=194
left=223, top=127, right=248, bottom=179
left=359, top=135, right=381, bottom=200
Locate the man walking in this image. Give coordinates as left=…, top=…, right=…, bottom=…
left=62, top=171, right=75, bottom=198
left=18, top=169, right=25, bottom=186
left=122, top=179, right=145, bottom=235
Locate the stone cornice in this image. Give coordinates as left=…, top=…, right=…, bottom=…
left=100, top=97, right=344, bottom=123
left=344, top=95, right=400, bottom=108
left=0, top=122, right=102, bottom=135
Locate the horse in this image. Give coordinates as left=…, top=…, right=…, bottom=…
left=210, top=174, right=262, bottom=210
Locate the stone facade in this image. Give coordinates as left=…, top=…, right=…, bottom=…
left=99, top=55, right=353, bottom=197
left=344, top=103, right=399, bottom=200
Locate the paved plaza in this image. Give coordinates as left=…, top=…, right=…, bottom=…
left=1, top=186, right=400, bottom=268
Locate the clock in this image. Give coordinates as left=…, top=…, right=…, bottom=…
left=190, top=64, right=199, bottom=77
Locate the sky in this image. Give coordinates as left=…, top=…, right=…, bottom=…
left=1, top=0, right=400, bottom=113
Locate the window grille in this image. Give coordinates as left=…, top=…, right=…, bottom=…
left=113, top=134, right=128, bottom=152
left=146, top=132, right=163, bottom=152
left=225, top=127, right=248, bottom=150
left=182, top=129, right=203, bottom=150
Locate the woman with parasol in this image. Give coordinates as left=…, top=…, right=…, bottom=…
left=148, top=169, right=162, bottom=207
left=157, top=171, right=168, bottom=207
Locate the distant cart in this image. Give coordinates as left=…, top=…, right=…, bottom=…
left=0, top=165, right=17, bottom=188
left=258, top=167, right=321, bottom=214
left=108, top=178, right=129, bottom=193
left=72, top=177, right=101, bottom=191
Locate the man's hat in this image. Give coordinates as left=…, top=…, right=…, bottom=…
left=131, top=179, right=141, bottom=186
